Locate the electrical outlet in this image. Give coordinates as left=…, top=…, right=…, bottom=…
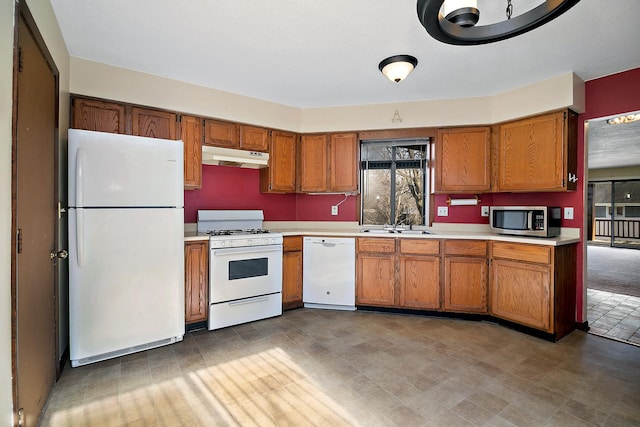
left=564, top=207, right=574, bottom=220
left=331, top=205, right=338, bottom=216
left=437, top=206, right=448, bottom=216
left=481, top=206, right=489, bottom=217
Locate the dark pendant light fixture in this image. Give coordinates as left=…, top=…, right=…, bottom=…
left=379, top=55, right=419, bottom=82
left=417, top=0, right=581, bottom=45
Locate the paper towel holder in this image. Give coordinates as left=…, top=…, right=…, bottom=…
left=446, top=196, right=480, bottom=206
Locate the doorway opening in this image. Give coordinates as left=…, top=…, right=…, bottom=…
left=586, top=114, right=640, bottom=346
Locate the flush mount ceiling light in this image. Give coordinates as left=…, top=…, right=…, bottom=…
left=379, top=55, right=418, bottom=83
left=607, top=113, right=640, bottom=125
left=417, top=0, right=581, bottom=45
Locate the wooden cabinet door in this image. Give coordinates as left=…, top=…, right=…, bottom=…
left=282, top=237, right=303, bottom=310
left=240, top=125, right=269, bottom=152
left=180, top=115, right=202, bottom=190
left=299, top=134, right=328, bottom=192
left=261, top=130, right=297, bottom=193
left=444, top=257, right=487, bottom=313
left=356, top=253, right=395, bottom=306
left=204, top=119, right=238, bottom=148
left=443, top=240, right=487, bottom=313
left=72, top=98, right=127, bottom=134
left=490, top=259, right=551, bottom=331
left=399, top=254, right=440, bottom=310
left=132, top=107, right=177, bottom=139
left=184, top=242, right=208, bottom=324
left=498, top=111, right=565, bottom=192
left=435, top=127, right=490, bottom=193
left=329, top=133, right=358, bottom=192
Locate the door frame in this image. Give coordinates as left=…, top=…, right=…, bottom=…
left=11, top=1, right=60, bottom=425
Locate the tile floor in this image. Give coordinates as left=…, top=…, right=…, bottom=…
left=587, top=288, right=640, bottom=346
left=41, top=309, right=640, bottom=427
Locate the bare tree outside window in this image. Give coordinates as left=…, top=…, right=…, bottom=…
left=361, top=140, right=429, bottom=226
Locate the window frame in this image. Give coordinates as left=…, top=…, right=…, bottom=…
left=360, top=138, right=431, bottom=226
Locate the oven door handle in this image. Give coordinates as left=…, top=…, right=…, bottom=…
left=211, top=246, right=282, bottom=256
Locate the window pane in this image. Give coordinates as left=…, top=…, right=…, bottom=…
left=395, top=167, right=424, bottom=225
left=362, top=144, right=392, bottom=161
left=396, top=145, right=426, bottom=160
left=362, top=169, right=391, bottom=225
left=626, top=206, right=640, bottom=218
left=595, top=206, right=606, bottom=218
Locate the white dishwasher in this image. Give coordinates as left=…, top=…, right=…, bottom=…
left=303, top=237, right=356, bottom=311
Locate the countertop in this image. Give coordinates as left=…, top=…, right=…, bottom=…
left=185, top=222, right=580, bottom=246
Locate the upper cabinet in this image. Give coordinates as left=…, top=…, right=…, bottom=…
left=497, top=110, right=577, bottom=192
left=329, top=133, right=359, bottom=193
left=239, top=125, right=269, bottom=152
left=180, top=115, right=203, bottom=190
left=131, top=107, right=177, bottom=140
left=72, top=98, right=127, bottom=134
left=435, top=127, right=491, bottom=193
left=299, top=134, right=328, bottom=193
left=299, top=132, right=358, bottom=193
left=434, top=110, right=577, bottom=194
left=204, top=119, right=238, bottom=148
left=203, top=120, right=269, bottom=153
left=260, top=130, right=297, bottom=193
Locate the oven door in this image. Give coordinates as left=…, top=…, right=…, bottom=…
left=209, top=244, right=283, bottom=303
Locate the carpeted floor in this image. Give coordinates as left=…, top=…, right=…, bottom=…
left=587, top=245, right=640, bottom=298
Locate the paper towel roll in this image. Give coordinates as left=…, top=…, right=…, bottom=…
left=449, top=198, right=479, bottom=206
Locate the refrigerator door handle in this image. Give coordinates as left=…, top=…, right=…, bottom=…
left=76, top=148, right=85, bottom=208
left=76, top=209, right=85, bottom=267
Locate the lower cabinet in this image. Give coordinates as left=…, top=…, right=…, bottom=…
left=443, top=240, right=488, bottom=313
left=398, top=239, right=440, bottom=310
left=356, top=238, right=396, bottom=306
left=282, top=236, right=303, bottom=310
left=357, top=237, right=442, bottom=309
left=184, top=241, right=208, bottom=324
left=489, top=241, right=576, bottom=339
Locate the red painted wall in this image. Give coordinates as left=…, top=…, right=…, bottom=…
left=184, top=166, right=296, bottom=223
left=183, top=165, right=358, bottom=223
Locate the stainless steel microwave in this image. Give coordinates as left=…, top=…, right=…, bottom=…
left=490, top=206, right=561, bottom=237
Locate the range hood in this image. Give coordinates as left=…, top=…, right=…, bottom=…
left=202, top=145, right=269, bottom=169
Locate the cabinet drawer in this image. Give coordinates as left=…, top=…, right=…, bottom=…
left=399, top=238, right=440, bottom=255
left=357, top=237, right=396, bottom=254
left=444, top=240, right=486, bottom=257
left=491, top=242, right=550, bottom=264
left=283, top=236, right=303, bottom=252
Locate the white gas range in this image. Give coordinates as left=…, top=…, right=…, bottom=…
left=197, top=210, right=283, bottom=330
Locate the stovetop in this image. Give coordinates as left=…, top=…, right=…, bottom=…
left=197, top=209, right=283, bottom=248
left=203, top=228, right=273, bottom=236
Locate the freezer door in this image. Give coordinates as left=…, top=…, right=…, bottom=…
left=68, top=129, right=183, bottom=208
left=69, top=208, right=184, bottom=362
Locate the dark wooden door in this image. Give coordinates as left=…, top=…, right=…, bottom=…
left=14, top=11, right=58, bottom=426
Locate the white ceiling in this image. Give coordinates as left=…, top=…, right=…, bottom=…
left=51, top=0, right=640, bottom=109
left=588, top=114, right=640, bottom=170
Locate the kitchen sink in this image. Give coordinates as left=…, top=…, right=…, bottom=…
left=360, top=228, right=433, bottom=235
left=396, top=229, right=433, bottom=235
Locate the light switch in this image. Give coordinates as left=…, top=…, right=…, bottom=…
left=437, top=206, right=448, bottom=216
left=564, top=207, right=574, bottom=220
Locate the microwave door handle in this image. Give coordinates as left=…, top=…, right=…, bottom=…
left=527, top=211, right=534, bottom=230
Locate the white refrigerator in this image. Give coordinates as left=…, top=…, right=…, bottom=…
left=68, top=129, right=185, bottom=367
